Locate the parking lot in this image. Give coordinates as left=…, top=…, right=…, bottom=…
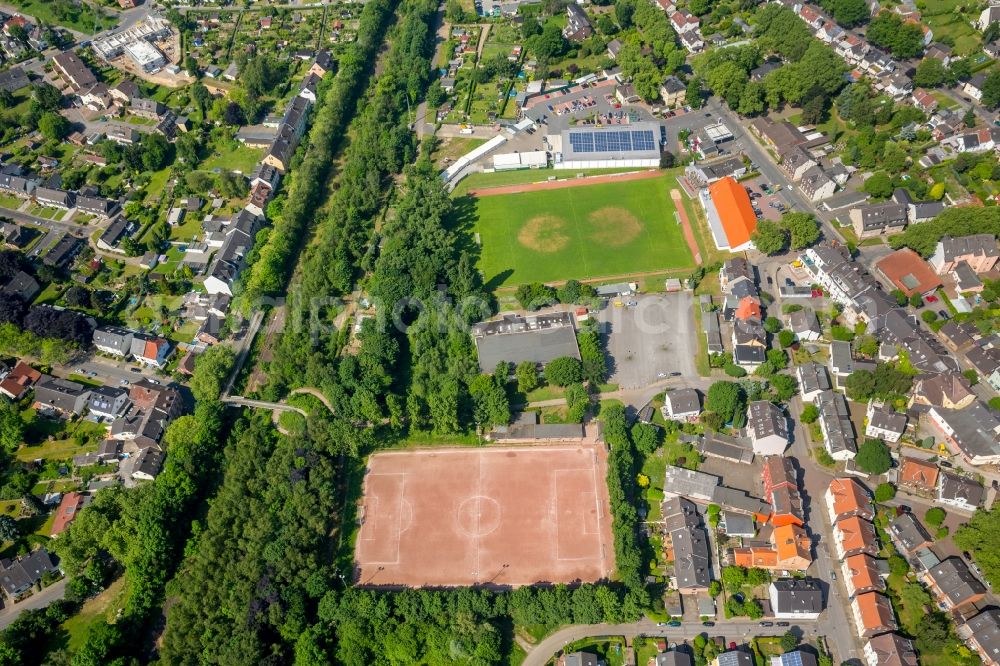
left=742, top=177, right=788, bottom=222
left=596, top=293, right=697, bottom=389
left=522, top=81, right=659, bottom=134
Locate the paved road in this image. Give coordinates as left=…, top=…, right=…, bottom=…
left=0, top=578, right=66, bottom=630
left=55, top=355, right=163, bottom=386
left=521, top=618, right=820, bottom=666
left=0, top=205, right=100, bottom=238
left=221, top=309, right=266, bottom=398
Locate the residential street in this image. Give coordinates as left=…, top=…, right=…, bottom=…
left=520, top=618, right=822, bottom=666
left=0, top=578, right=66, bottom=630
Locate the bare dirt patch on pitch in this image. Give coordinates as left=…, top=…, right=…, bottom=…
left=517, top=215, right=570, bottom=253
left=355, top=444, right=615, bottom=587
left=587, top=207, right=642, bottom=247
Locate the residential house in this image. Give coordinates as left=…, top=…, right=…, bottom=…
left=607, top=38, right=622, bottom=59
left=910, top=371, right=975, bottom=409
left=615, top=83, right=640, bottom=104
left=938, top=318, right=982, bottom=350
left=86, top=386, right=130, bottom=420
left=842, top=553, right=887, bottom=597
left=0, top=361, right=40, bottom=400
left=850, top=202, right=908, bottom=239
left=778, top=145, right=817, bottom=182
left=670, top=10, right=700, bottom=32
left=97, top=216, right=133, bottom=253
left=111, top=379, right=183, bottom=450
left=863, top=633, right=918, bottom=666
left=928, top=402, right=1000, bottom=465
left=747, top=401, right=789, bottom=455
left=865, top=402, right=906, bottom=442
left=938, top=471, right=984, bottom=511
left=954, top=262, right=984, bottom=293
left=851, top=592, right=898, bottom=638
left=129, top=446, right=165, bottom=482
left=309, top=51, right=334, bottom=78
left=887, top=512, right=932, bottom=557
left=720, top=257, right=756, bottom=294
left=826, top=477, right=874, bottom=524
left=34, top=187, right=75, bottom=209
left=0, top=67, right=28, bottom=94
left=75, top=195, right=116, bottom=218
left=834, top=515, right=879, bottom=560
left=978, top=5, right=1000, bottom=31
left=960, top=609, right=1000, bottom=666
left=33, top=376, right=89, bottom=416
left=663, top=496, right=712, bottom=592
left=130, top=97, right=166, bottom=120
left=929, top=234, right=999, bottom=274
left=762, top=455, right=804, bottom=527
left=898, top=457, right=938, bottom=494
left=52, top=50, right=96, bottom=91
left=0, top=270, right=36, bottom=303
left=714, top=652, right=754, bottom=666
left=817, top=390, right=858, bottom=461
left=50, top=491, right=87, bottom=537
left=0, top=548, right=56, bottom=598
left=42, top=235, right=82, bottom=269
left=788, top=308, right=822, bottom=341
left=911, top=88, right=938, bottom=113
left=733, top=318, right=767, bottom=369
left=768, top=578, right=824, bottom=620
left=967, top=346, right=1000, bottom=389
left=562, top=4, right=593, bottom=41
left=110, top=79, right=140, bottom=104
left=799, top=165, right=837, bottom=201
left=923, top=557, right=987, bottom=610
left=129, top=333, right=171, bottom=368
left=93, top=325, right=133, bottom=357
left=203, top=209, right=265, bottom=296
left=660, top=75, right=686, bottom=107
left=662, top=388, right=701, bottom=422
left=106, top=125, right=140, bottom=145
left=797, top=362, right=831, bottom=402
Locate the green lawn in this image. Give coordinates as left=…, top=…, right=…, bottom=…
left=5, top=0, right=115, bottom=32
left=0, top=194, right=23, bottom=209
left=466, top=172, right=695, bottom=287
left=199, top=143, right=266, bottom=175
left=61, top=577, right=127, bottom=652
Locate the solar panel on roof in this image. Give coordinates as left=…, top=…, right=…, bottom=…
left=567, top=129, right=657, bottom=154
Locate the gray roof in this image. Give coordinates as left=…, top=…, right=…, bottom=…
left=564, top=654, right=599, bottom=666
left=747, top=401, right=788, bottom=441
left=93, top=325, right=133, bottom=354
left=855, top=202, right=907, bottom=230
left=933, top=403, right=1000, bottom=462
left=698, top=432, right=754, bottom=464
left=2, top=270, right=39, bottom=302
left=953, top=261, right=983, bottom=292
left=937, top=234, right=998, bottom=262
left=473, top=313, right=579, bottom=371
left=865, top=633, right=918, bottom=666
left=830, top=340, right=854, bottom=374
left=665, top=388, right=700, bottom=416
left=664, top=465, right=720, bottom=501
left=0, top=67, right=29, bottom=93
left=492, top=423, right=584, bottom=440
left=33, top=376, right=89, bottom=413
left=926, top=557, right=986, bottom=607
left=817, top=390, right=857, bottom=457
left=789, top=308, right=821, bottom=335
left=721, top=511, right=755, bottom=536
left=711, top=486, right=770, bottom=515
left=666, top=497, right=712, bottom=590
left=888, top=512, right=932, bottom=554
left=797, top=362, right=831, bottom=394
left=868, top=404, right=907, bottom=435
left=716, top=652, right=753, bottom=666
left=133, top=446, right=164, bottom=478
left=0, top=548, right=55, bottom=596
left=963, top=609, right=1000, bottom=664
left=772, top=578, right=824, bottom=614
left=656, top=652, right=694, bottom=666
left=939, top=470, right=985, bottom=507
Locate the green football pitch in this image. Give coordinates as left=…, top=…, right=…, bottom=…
left=469, top=173, right=696, bottom=287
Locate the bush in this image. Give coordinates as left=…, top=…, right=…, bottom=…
left=925, top=506, right=946, bottom=527
left=874, top=482, right=896, bottom=502
left=545, top=357, right=583, bottom=386
left=724, top=363, right=747, bottom=377
left=815, top=447, right=835, bottom=467
left=800, top=404, right=819, bottom=424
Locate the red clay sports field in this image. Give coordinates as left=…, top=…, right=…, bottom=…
left=354, top=444, right=615, bottom=587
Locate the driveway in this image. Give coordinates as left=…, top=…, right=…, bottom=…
left=597, top=293, right=697, bottom=390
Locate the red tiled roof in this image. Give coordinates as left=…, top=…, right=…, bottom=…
left=875, top=248, right=943, bottom=297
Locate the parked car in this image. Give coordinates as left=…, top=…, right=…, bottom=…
left=940, top=460, right=953, bottom=468
left=760, top=621, right=774, bottom=627
left=926, top=295, right=938, bottom=303
left=702, top=621, right=715, bottom=627
left=668, top=621, right=682, bottom=627
left=831, top=572, right=837, bottom=581
left=776, top=622, right=790, bottom=627
left=938, top=310, right=950, bottom=320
